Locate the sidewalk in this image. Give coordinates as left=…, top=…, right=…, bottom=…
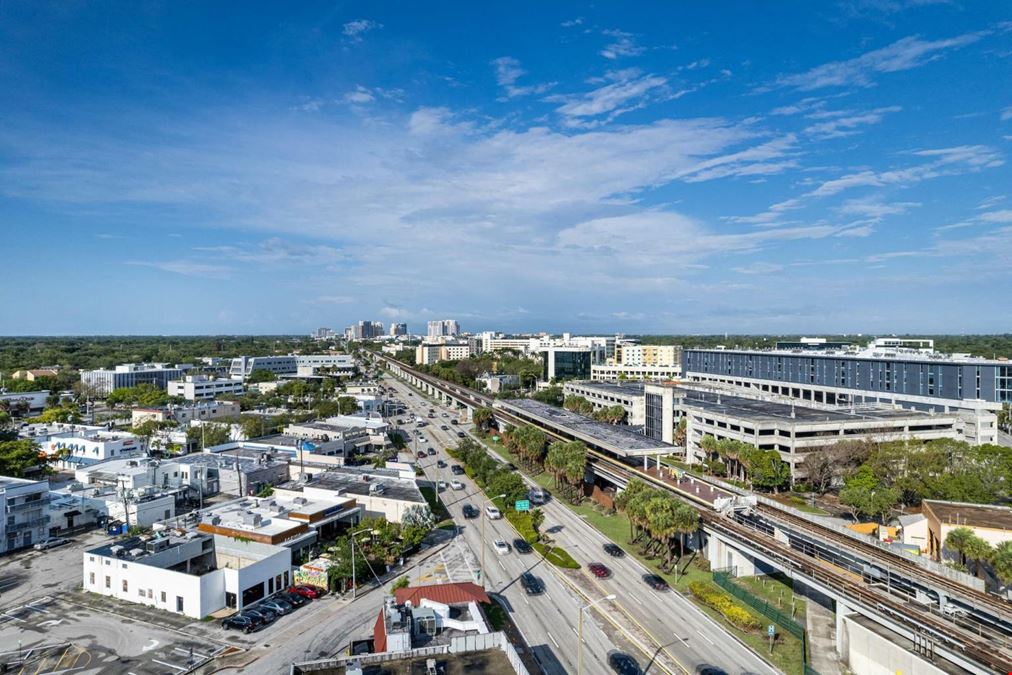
left=801, top=583, right=844, bottom=675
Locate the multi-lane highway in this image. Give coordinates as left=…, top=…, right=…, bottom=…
left=384, top=373, right=779, bottom=675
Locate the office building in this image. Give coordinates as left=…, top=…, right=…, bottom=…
left=80, top=363, right=191, bottom=396
left=311, top=327, right=336, bottom=340
left=591, top=363, right=682, bottom=381
left=682, top=338, right=1009, bottom=444
left=41, top=429, right=145, bottom=468
left=540, top=345, right=594, bottom=381
left=289, top=465, right=427, bottom=523
left=415, top=341, right=472, bottom=365
left=345, top=321, right=385, bottom=341
left=389, top=323, right=408, bottom=336
left=1, top=476, right=50, bottom=553
left=167, top=375, right=244, bottom=401
left=176, top=450, right=291, bottom=496
left=228, top=354, right=355, bottom=379
left=131, top=401, right=241, bottom=426
left=83, top=532, right=291, bottom=618
left=10, top=369, right=59, bottom=381
left=427, top=319, right=460, bottom=338
left=0, top=389, right=49, bottom=413
left=476, top=373, right=520, bottom=394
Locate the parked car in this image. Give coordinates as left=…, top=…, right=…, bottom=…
left=427, top=447, right=436, bottom=455
left=450, top=464, right=464, bottom=475
left=642, top=574, right=669, bottom=591
left=222, top=615, right=258, bottom=633
left=588, top=563, right=612, bottom=579
left=520, top=572, right=544, bottom=595
left=244, top=608, right=276, bottom=625
left=288, top=585, right=324, bottom=599
left=462, top=504, right=479, bottom=519
left=33, top=537, right=69, bottom=551
left=261, top=599, right=293, bottom=616
left=493, top=539, right=511, bottom=555
left=436, top=460, right=447, bottom=468
left=281, top=591, right=309, bottom=607
left=450, top=480, right=464, bottom=490
left=513, top=538, right=533, bottom=554
left=485, top=505, right=502, bottom=520
left=603, top=543, right=624, bottom=557
left=608, top=651, right=643, bottom=675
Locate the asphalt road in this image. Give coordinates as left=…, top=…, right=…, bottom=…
left=383, top=373, right=779, bottom=675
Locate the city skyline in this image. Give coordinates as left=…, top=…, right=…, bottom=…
left=2, top=2, right=1011, bottom=335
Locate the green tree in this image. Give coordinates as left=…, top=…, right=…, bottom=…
left=187, top=422, right=231, bottom=449
left=564, top=395, right=595, bottom=415
left=989, top=541, right=1012, bottom=586
left=34, top=403, right=81, bottom=424
left=247, top=369, right=277, bottom=383
left=591, top=404, right=627, bottom=424
left=839, top=465, right=900, bottom=522
left=963, top=535, right=993, bottom=579
left=337, top=396, right=359, bottom=415
left=487, top=470, right=528, bottom=506
left=530, top=386, right=563, bottom=407
left=391, top=576, right=411, bottom=592
left=0, top=439, right=46, bottom=478
left=387, top=431, right=406, bottom=450
left=472, top=407, right=495, bottom=432
left=742, top=448, right=790, bottom=492
left=945, top=527, right=975, bottom=566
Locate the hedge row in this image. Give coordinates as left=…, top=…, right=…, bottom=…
left=688, top=581, right=761, bottom=632
left=533, top=542, right=580, bottom=569
left=505, top=510, right=538, bottom=544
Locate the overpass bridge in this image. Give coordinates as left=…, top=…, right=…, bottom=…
left=375, top=354, right=1012, bottom=673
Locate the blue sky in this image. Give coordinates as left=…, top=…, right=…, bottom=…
left=2, top=1, right=1011, bottom=335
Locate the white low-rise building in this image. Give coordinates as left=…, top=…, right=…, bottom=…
left=285, top=464, right=427, bottom=524
left=168, top=375, right=244, bottom=401
left=1, top=476, right=50, bottom=553
left=83, top=532, right=292, bottom=618
left=41, top=429, right=146, bottom=468
left=132, top=400, right=241, bottom=425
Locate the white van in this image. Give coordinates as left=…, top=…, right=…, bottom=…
left=485, top=505, right=502, bottom=520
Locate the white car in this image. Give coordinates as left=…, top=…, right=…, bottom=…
left=33, top=537, right=69, bottom=551
left=485, top=505, right=502, bottom=520
left=493, top=539, right=511, bottom=555
left=437, top=480, right=448, bottom=491
left=450, top=480, right=464, bottom=491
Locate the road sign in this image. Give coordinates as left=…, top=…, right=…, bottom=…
left=515, top=500, right=530, bottom=512
left=768, top=624, right=775, bottom=637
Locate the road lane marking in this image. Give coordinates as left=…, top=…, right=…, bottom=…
left=696, top=629, right=714, bottom=646
left=630, top=593, right=644, bottom=605
left=151, top=658, right=188, bottom=671
left=548, top=632, right=560, bottom=648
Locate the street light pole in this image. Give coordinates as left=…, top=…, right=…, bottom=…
left=350, top=527, right=373, bottom=600
left=480, top=493, right=507, bottom=589
left=578, top=594, right=616, bottom=675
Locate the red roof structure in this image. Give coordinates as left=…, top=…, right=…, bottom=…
left=394, top=581, right=490, bottom=607
left=373, top=608, right=387, bottom=653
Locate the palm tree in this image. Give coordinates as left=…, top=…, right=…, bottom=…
left=615, top=480, right=650, bottom=541
left=964, top=535, right=993, bottom=580
left=545, top=442, right=567, bottom=491
left=562, top=441, right=588, bottom=503
left=672, top=501, right=699, bottom=578
left=945, top=527, right=975, bottom=566
left=990, top=541, right=1012, bottom=586
left=645, top=496, right=679, bottom=566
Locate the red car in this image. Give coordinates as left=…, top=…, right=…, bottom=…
left=416, top=451, right=426, bottom=459
left=288, top=585, right=324, bottom=599
left=588, top=563, right=611, bottom=579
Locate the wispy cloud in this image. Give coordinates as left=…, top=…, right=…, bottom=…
left=1002, top=106, right=1012, bottom=121
left=491, top=57, right=555, bottom=99
left=763, top=31, right=985, bottom=91
left=600, top=29, right=645, bottom=60
left=733, top=262, right=784, bottom=275
left=126, top=260, right=231, bottom=279
left=804, top=105, right=902, bottom=139
left=561, top=17, right=584, bottom=28
left=550, top=69, right=667, bottom=123
left=342, top=19, right=382, bottom=41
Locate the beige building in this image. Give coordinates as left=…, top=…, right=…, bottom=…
left=616, top=344, right=681, bottom=367
left=922, top=500, right=1012, bottom=564
left=10, top=369, right=59, bottom=381
left=415, top=341, right=472, bottom=365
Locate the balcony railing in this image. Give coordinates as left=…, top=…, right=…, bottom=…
left=6, top=496, right=50, bottom=513
left=6, top=516, right=51, bottom=531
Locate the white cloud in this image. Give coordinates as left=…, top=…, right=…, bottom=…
left=561, top=17, right=584, bottom=27
left=491, top=57, right=555, bottom=98
left=1000, top=106, right=1012, bottom=121
left=733, top=262, right=784, bottom=275
left=315, top=295, right=356, bottom=304
left=551, top=69, right=667, bottom=121
left=344, top=87, right=375, bottom=104
left=978, top=209, right=1012, bottom=223
left=126, top=260, right=231, bottom=278
left=837, top=197, right=920, bottom=220
left=804, top=106, right=901, bottom=139
left=764, top=32, right=985, bottom=91
left=342, top=19, right=382, bottom=40
left=600, top=29, right=645, bottom=59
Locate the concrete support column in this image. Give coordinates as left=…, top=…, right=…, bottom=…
left=835, top=599, right=850, bottom=657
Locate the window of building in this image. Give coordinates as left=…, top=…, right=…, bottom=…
left=105, top=576, right=111, bottom=588
left=122, top=580, right=128, bottom=592
left=148, top=589, right=153, bottom=599
left=176, top=596, right=184, bottom=612
left=161, top=591, right=166, bottom=603
left=89, top=572, right=95, bottom=585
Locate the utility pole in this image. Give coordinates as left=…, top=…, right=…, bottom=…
left=579, top=594, right=616, bottom=675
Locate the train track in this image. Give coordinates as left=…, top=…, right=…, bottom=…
left=378, top=355, right=1012, bottom=672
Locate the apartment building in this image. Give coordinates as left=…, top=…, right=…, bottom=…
left=2, top=477, right=50, bottom=553
left=616, top=344, right=681, bottom=367
left=427, top=319, right=460, bottom=338
left=81, top=363, right=191, bottom=396
left=415, top=341, right=472, bottom=365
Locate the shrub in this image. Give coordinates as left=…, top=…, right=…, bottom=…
left=533, top=542, right=580, bottom=569
left=688, top=581, right=760, bottom=632
left=391, top=576, right=410, bottom=591
left=505, top=510, right=538, bottom=543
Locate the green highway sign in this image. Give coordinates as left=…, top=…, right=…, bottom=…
left=515, top=500, right=530, bottom=512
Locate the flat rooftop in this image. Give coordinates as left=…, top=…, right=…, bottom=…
left=679, top=390, right=956, bottom=425
left=686, top=346, right=1009, bottom=366
left=923, top=500, right=1012, bottom=531
left=294, top=650, right=516, bottom=675
left=176, top=451, right=288, bottom=471
left=495, top=399, right=670, bottom=456
left=298, top=466, right=425, bottom=504
left=0, top=475, right=46, bottom=489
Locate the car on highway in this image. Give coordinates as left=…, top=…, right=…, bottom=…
left=642, top=574, right=669, bottom=591
left=603, top=543, right=624, bottom=557
left=260, top=598, right=293, bottom=616
left=427, top=447, right=436, bottom=455
left=513, top=538, right=533, bottom=554
left=416, top=451, right=427, bottom=459
left=450, top=464, right=464, bottom=475
left=485, top=505, right=502, bottom=519
left=33, top=537, right=70, bottom=551
left=436, top=460, right=447, bottom=468
left=520, top=572, right=544, bottom=595
left=462, top=504, right=479, bottom=519
left=221, top=614, right=259, bottom=633
left=588, top=562, right=612, bottom=579
left=440, top=425, right=449, bottom=431
left=450, top=420, right=458, bottom=425
left=450, top=480, right=464, bottom=490
left=437, top=480, right=449, bottom=490
left=456, top=431, right=466, bottom=438
left=493, top=539, right=511, bottom=555
left=608, top=651, right=643, bottom=675
left=288, top=584, right=324, bottom=599
left=441, top=412, right=448, bottom=418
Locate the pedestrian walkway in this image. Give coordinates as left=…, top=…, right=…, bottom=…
left=802, top=584, right=844, bottom=675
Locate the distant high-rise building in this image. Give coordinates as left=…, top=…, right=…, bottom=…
left=312, top=327, right=335, bottom=340
left=427, top=319, right=460, bottom=338
left=345, top=320, right=385, bottom=340
left=389, top=323, right=408, bottom=336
